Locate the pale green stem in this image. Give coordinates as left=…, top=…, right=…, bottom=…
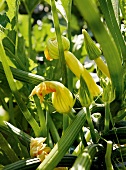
left=46, top=105, right=50, bottom=145
left=9, top=95, right=16, bottom=126
left=63, top=114, right=69, bottom=133
left=28, top=12, right=32, bottom=59
left=51, top=0, right=68, bottom=134
left=48, top=113, right=60, bottom=143
left=86, top=107, right=97, bottom=143
left=51, top=0, right=67, bottom=86
left=104, top=102, right=110, bottom=133
left=33, top=95, right=47, bottom=137
left=67, top=0, right=73, bottom=92
left=105, top=141, right=114, bottom=170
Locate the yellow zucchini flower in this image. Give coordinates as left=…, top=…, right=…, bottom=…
left=30, top=81, right=75, bottom=113
left=44, top=36, right=101, bottom=96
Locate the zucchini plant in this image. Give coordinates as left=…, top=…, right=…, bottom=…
left=0, top=0, right=126, bottom=169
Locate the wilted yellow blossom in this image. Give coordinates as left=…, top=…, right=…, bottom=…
left=30, top=137, right=51, bottom=162
left=30, top=81, right=75, bottom=113
left=44, top=36, right=101, bottom=96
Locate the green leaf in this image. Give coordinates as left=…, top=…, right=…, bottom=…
left=18, top=14, right=34, bottom=47
left=17, top=36, right=28, bottom=66
left=23, top=0, right=41, bottom=13
left=55, top=0, right=67, bottom=21
left=2, top=30, right=17, bottom=66
left=6, top=0, right=16, bottom=23
left=60, top=0, right=70, bottom=20
left=0, top=13, right=10, bottom=27
left=79, top=75, right=93, bottom=107
left=0, top=132, right=19, bottom=163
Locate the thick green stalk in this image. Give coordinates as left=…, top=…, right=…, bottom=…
left=0, top=61, right=45, bottom=84
left=37, top=108, right=86, bottom=170
left=0, top=132, right=19, bottom=162
left=1, top=121, right=32, bottom=144
left=51, top=0, right=67, bottom=86
left=75, top=0, right=124, bottom=100
left=0, top=41, right=41, bottom=137
left=86, top=107, right=97, bottom=143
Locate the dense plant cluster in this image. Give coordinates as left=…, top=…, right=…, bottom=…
left=0, top=0, right=126, bottom=169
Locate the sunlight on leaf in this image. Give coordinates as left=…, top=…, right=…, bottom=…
left=6, top=0, right=16, bottom=22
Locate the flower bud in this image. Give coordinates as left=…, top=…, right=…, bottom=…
left=79, top=75, right=93, bottom=107
left=102, top=79, right=115, bottom=103
left=30, top=137, right=51, bottom=162
left=44, top=36, right=70, bottom=60
left=82, top=29, right=101, bottom=60
left=83, top=29, right=110, bottom=78
left=30, top=81, right=75, bottom=113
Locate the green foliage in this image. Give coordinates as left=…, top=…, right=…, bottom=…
left=0, top=13, right=10, bottom=27
left=23, top=0, right=41, bottom=14
left=0, top=0, right=126, bottom=169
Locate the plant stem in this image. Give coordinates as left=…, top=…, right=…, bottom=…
left=105, top=141, right=114, bottom=170
left=28, top=12, right=32, bottom=59
left=0, top=132, right=19, bottom=162
left=67, top=0, right=73, bottom=92
left=33, top=95, right=47, bottom=137
left=86, top=107, right=97, bottom=143
left=51, top=0, right=67, bottom=86
left=9, top=95, right=16, bottom=126
left=51, top=0, right=68, bottom=135
left=48, top=113, right=60, bottom=143
left=63, top=114, right=69, bottom=132
left=104, top=102, right=110, bottom=133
